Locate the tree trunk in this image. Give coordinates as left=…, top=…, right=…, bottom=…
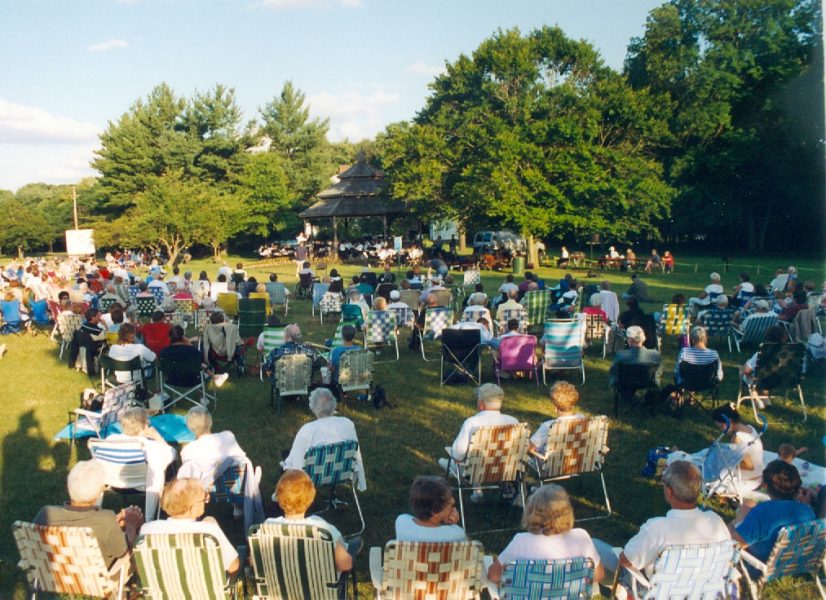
left=212, top=244, right=222, bottom=261
left=458, top=226, right=467, bottom=252
left=17, top=245, right=24, bottom=259
left=525, top=233, right=539, bottom=268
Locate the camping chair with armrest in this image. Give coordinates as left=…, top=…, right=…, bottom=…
left=87, top=437, right=157, bottom=520
left=159, top=350, right=217, bottom=412
left=677, top=360, right=721, bottom=415
left=492, top=557, right=595, bottom=600
left=614, top=540, right=741, bottom=600
left=584, top=313, right=610, bottom=358
left=216, top=292, right=239, bottom=321
left=257, top=325, right=286, bottom=381
left=248, top=521, right=356, bottom=600
left=369, top=540, right=486, bottom=600
left=265, top=281, right=289, bottom=316
left=613, top=363, right=659, bottom=417
left=99, top=352, right=145, bottom=393
left=0, top=299, right=25, bottom=334
left=319, top=291, right=343, bottom=324
left=12, top=521, right=130, bottom=600
left=365, top=310, right=399, bottom=362
left=133, top=533, right=239, bottom=600
left=441, top=328, right=482, bottom=386
left=338, top=349, right=374, bottom=402
left=303, top=439, right=366, bottom=537
left=270, top=352, right=312, bottom=415
left=419, top=306, right=454, bottom=361
left=739, top=519, right=826, bottom=600
left=542, top=319, right=586, bottom=385
left=67, top=381, right=139, bottom=449
left=736, top=341, right=806, bottom=422
left=494, top=334, right=539, bottom=386
left=28, top=299, right=52, bottom=336
left=730, top=313, right=778, bottom=353
left=703, top=308, right=735, bottom=351
left=444, top=422, right=531, bottom=533
left=530, top=416, right=611, bottom=521
left=521, top=290, right=552, bottom=329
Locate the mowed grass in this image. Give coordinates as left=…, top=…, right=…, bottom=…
left=0, top=251, right=824, bottom=598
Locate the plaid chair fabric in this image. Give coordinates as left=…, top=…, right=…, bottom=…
left=209, top=463, right=245, bottom=504
left=542, top=319, right=586, bottom=384
left=659, top=304, right=690, bottom=337
left=534, top=416, right=609, bottom=479
left=499, top=307, right=528, bottom=334
left=521, top=291, right=551, bottom=327
left=372, top=540, right=485, bottom=600
left=366, top=310, right=397, bottom=345
left=339, top=349, right=374, bottom=394
left=303, top=440, right=359, bottom=487
left=127, top=285, right=140, bottom=305
left=266, top=282, right=289, bottom=315
left=149, top=287, right=166, bottom=306
left=133, top=533, right=232, bottom=599
left=13, top=521, right=124, bottom=598
left=136, top=296, right=157, bottom=318
left=629, top=541, right=740, bottom=600
left=195, top=308, right=211, bottom=331
left=500, top=558, right=594, bottom=600
left=319, top=292, right=343, bottom=322
left=461, top=423, right=531, bottom=486
left=390, top=306, right=414, bottom=328
left=731, top=313, right=778, bottom=352
left=248, top=522, right=342, bottom=600
left=424, top=307, right=454, bottom=340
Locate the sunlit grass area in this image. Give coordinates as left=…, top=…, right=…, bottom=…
left=1, top=251, right=823, bottom=598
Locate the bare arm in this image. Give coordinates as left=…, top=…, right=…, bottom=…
left=487, top=558, right=503, bottom=584
left=334, top=541, right=353, bottom=572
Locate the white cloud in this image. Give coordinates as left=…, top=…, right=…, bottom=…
left=307, top=90, right=399, bottom=142
left=87, top=38, right=129, bottom=53
left=0, top=144, right=98, bottom=191
left=256, top=0, right=362, bottom=9
left=406, top=60, right=445, bottom=77
left=0, top=99, right=100, bottom=144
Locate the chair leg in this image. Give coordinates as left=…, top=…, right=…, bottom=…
left=350, top=482, right=366, bottom=537
left=798, top=384, right=807, bottom=422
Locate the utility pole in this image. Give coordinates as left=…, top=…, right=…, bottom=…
left=72, top=186, right=79, bottom=229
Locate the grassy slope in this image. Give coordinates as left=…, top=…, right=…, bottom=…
left=1, top=251, right=823, bottom=598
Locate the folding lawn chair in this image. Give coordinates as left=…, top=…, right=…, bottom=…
left=173, top=297, right=196, bottom=325
left=0, top=299, right=25, bottom=334
left=389, top=305, right=414, bottom=329
left=613, top=363, right=659, bottom=417
left=659, top=303, right=690, bottom=341
left=99, top=352, right=145, bottom=392
left=369, top=540, right=486, bottom=600
left=703, top=308, right=735, bottom=351
left=133, top=533, right=239, bottom=599
left=342, top=303, right=365, bottom=330
left=216, top=292, right=239, bottom=320
left=12, top=521, right=130, bottom=600
left=730, top=313, right=778, bottom=353
left=319, top=291, right=343, bottom=324
left=444, top=423, right=531, bottom=532
left=304, top=439, right=366, bottom=537
left=295, top=272, right=314, bottom=299
left=520, top=290, right=552, bottom=328
left=498, top=307, right=527, bottom=335
left=312, top=282, right=330, bottom=318
left=257, top=325, right=286, bottom=381
left=67, top=381, right=139, bottom=447
left=149, top=287, right=166, bottom=307
left=98, top=295, right=118, bottom=314
left=398, top=290, right=421, bottom=312
left=55, top=311, right=83, bottom=359
left=462, top=268, right=482, bottom=294
left=493, top=334, right=539, bottom=386
left=87, top=437, right=157, bottom=519
left=420, top=306, right=454, bottom=361
left=248, top=521, right=355, bottom=600
left=160, top=351, right=217, bottom=412
left=530, top=416, right=611, bottom=521
left=270, top=353, right=312, bottom=415
left=440, top=328, right=482, bottom=386
left=339, top=349, right=374, bottom=401
left=265, top=281, right=289, bottom=316
left=736, top=341, right=806, bottom=421
left=238, top=298, right=266, bottom=340
left=584, top=313, right=610, bottom=358
left=702, top=413, right=768, bottom=503
left=495, top=557, right=595, bottom=600
left=365, top=310, right=399, bottom=361
left=542, top=319, right=585, bottom=385
left=127, top=285, right=140, bottom=306
left=208, top=458, right=264, bottom=533
left=135, top=296, right=157, bottom=320
left=248, top=291, right=271, bottom=316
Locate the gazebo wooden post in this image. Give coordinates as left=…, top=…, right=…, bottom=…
left=332, top=216, right=339, bottom=261
left=382, top=215, right=388, bottom=238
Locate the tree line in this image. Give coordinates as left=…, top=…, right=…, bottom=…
left=1, top=0, right=821, bottom=260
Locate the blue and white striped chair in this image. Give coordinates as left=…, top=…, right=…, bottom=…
left=542, top=319, right=585, bottom=385
left=496, top=557, right=594, bottom=599
left=87, top=437, right=155, bottom=518
left=730, top=313, right=778, bottom=353
left=303, top=440, right=365, bottom=536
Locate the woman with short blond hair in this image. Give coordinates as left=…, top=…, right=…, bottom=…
left=487, top=485, right=604, bottom=584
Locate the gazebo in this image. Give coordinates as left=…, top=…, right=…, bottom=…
left=299, top=152, right=405, bottom=258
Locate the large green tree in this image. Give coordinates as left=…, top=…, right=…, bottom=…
left=0, top=196, right=51, bottom=257
left=379, top=27, right=674, bottom=264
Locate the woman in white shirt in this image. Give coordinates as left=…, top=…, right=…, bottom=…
left=710, top=403, right=764, bottom=492
left=179, top=406, right=249, bottom=487
left=107, top=322, right=156, bottom=384
left=487, top=485, right=604, bottom=584
left=394, top=476, right=466, bottom=542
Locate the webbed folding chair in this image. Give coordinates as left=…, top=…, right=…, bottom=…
left=216, top=292, right=239, bottom=320
left=208, top=458, right=264, bottom=533
left=440, top=328, right=482, bottom=386
left=127, top=285, right=140, bottom=306
left=444, top=423, right=531, bottom=532
left=739, top=519, right=826, bottom=600
left=248, top=521, right=355, bottom=600
left=462, top=269, right=481, bottom=295
left=542, top=319, right=586, bottom=385
left=365, top=310, right=399, bottom=361
left=498, top=307, right=527, bottom=335
left=495, top=557, right=594, bottom=600
left=342, top=303, right=365, bottom=330
left=160, top=350, right=217, bottom=412
left=149, top=286, right=166, bottom=306
left=270, top=352, right=312, bottom=414
left=265, top=281, right=289, bottom=315
left=339, top=349, right=374, bottom=401
left=312, top=282, right=330, bottom=318
left=258, top=325, right=286, bottom=381
left=659, top=303, right=690, bottom=342
left=319, top=291, right=343, bottom=324
left=731, top=313, right=778, bottom=353
left=67, top=381, right=139, bottom=448
left=13, top=521, right=129, bottom=600
left=98, top=295, right=118, bottom=313
left=616, top=540, right=741, bottom=600
left=736, top=342, right=806, bottom=421
left=304, top=439, right=366, bottom=537
left=702, top=414, right=768, bottom=503
left=493, top=334, right=539, bottom=386
left=703, top=308, right=735, bottom=351
left=420, top=307, right=454, bottom=361
left=99, top=353, right=145, bottom=392
left=389, top=305, right=414, bottom=329
left=613, top=363, right=659, bottom=417
left=238, top=298, right=266, bottom=340
left=135, top=296, right=157, bottom=320
left=134, top=533, right=239, bottom=599
left=678, top=360, right=721, bottom=414
left=55, top=311, right=83, bottom=359
left=398, top=290, right=421, bottom=312
left=173, top=297, right=196, bottom=324
left=520, top=290, right=552, bottom=328
left=584, top=313, right=610, bottom=358
left=530, top=416, right=611, bottom=521
left=369, top=540, right=486, bottom=600
left=87, top=437, right=157, bottom=519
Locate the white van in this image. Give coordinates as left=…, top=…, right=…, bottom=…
left=472, top=231, right=526, bottom=253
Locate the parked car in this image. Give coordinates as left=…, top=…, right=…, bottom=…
left=472, top=231, right=526, bottom=254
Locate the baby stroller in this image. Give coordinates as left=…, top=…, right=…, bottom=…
left=702, top=413, right=768, bottom=504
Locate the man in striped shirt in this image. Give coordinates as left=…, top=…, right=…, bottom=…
left=674, top=326, right=723, bottom=385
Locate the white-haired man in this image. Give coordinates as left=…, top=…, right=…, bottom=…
left=688, top=272, right=724, bottom=312
left=33, top=460, right=144, bottom=567
left=263, top=323, right=318, bottom=378
left=281, top=387, right=366, bottom=491
left=437, top=384, right=518, bottom=501
left=608, top=325, right=661, bottom=387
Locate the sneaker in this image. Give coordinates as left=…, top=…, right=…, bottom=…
left=214, top=373, right=229, bottom=388
left=470, top=491, right=484, bottom=503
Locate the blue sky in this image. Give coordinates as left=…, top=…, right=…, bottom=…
left=0, top=0, right=663, bottom=192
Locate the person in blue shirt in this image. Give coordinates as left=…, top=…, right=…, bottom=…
left=730, top=459, right=816, bottom=563
left=329, top=324, right=360, bottom=382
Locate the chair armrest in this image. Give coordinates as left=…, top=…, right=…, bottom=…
left=739, top=550, right=768, bottom=574
left=369, top=546, right=383, bottom=591
left=74, top=408, right=102, bottom=421
left=620, top=563, right=650, bottom=598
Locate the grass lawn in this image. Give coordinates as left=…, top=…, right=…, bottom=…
left=1, top=251, right=823, bottom=598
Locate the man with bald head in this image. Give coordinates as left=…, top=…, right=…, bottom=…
left=263, top=323, right=318, bottom=378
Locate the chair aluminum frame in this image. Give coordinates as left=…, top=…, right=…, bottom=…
left=365, top=310, right=399, bottom=362
left=270, top=352, right=312, bottom=415
left=542, top=319, right=586, bottom=385
left=338, top=349, right=374, bottom=401
left=730, top=313, right=778, bottom=353
left=99, top=353, right=145, bottom=392
left=159, top=352, right=217, bottom=412
left=303, top=440, right=366, bottom=537
left=494, top=557, right=595, bottom=600
left=420, top=307, right=454, bottom=361
left=68, top=381, right=139, bottom=449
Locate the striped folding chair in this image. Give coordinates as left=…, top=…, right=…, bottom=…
left=420, top=307, right=454, bottom=361
left=55, top=312, right=83, bottom=359
left=498, top=307, right=528, bottom=335
left=730, top=313, right=778, bottom=353
left=445, top=423, right=531, bottom=533
left=265, top=281, right=289, bottom=316
left=365, top=310, right=399, bottom=361
left=68, top=381, right=139, bottom=446
left=520, top=290, right=551, bottom=328
left=739, top=519, right=826, bottom=600
left=339, top=349, right=374, bottom=400
left=12, top=521, right=129, bottom=599
left=542, top=319, right=585, bottom=385
left=530, top=416, right=611, bottom=521
left=583, top=313, right=610, bottom=358
left=258, top=326, right=286, bottom=381
left=248, top=521, right=350, bottom=600
left=702, top=308, right=735, bottom=351
left=311, top=282, right=330, bottom=318
left=369, top=540, right=486, bottom=600
left=136, top=296, right=157, bottom=319
left=499, top=557, right=594, bottom=600
left=304, top=440, right=365, bottom=536
left=133, top=533, right=237, bottom=599
left=87, top=437, right=156, bottom=518
left=319, top=291, right=343, bottom=324
left=271, top=353, right=312, bottom=415
left=619, top=540, right=741, bottom=600
left=736, top=342, right=806, bottom=422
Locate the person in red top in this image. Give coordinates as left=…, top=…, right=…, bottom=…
left=779, top=290, right=808, bottom=323
left=582, top=293, right=608, bottom=321
left=139, top=310, right=172, bottom=355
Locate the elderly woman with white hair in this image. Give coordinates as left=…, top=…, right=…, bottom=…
left=178, top=406, right=250, bottom=486
left=688, top=272, right=725, bottom=313
left=281, top=387, right=366, bottom=491
left=106, top=407, right=177, bottom=520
